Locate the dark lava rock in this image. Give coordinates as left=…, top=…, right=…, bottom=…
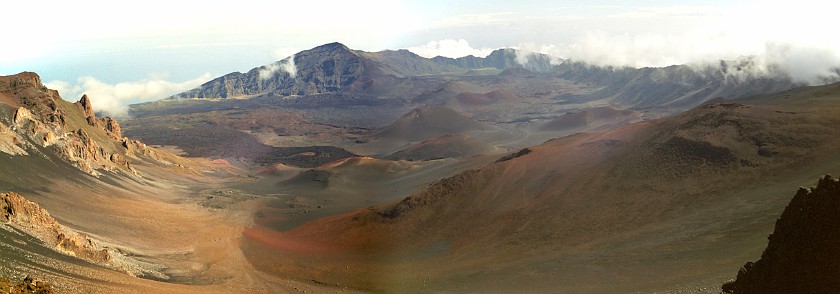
left=722, top=175, right=840, bottom=293
left=495, top=148, right=532, bottom=163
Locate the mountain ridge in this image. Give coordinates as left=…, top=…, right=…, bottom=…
left=173, top=42, right=556, bottom=99
left=169, top=42, right=800, bottom=114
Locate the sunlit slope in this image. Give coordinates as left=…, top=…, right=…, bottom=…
left=244, top=82, right=840, bottom=292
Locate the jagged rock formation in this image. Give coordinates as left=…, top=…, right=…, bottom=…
left=76, top=94, right=95, bottom=123
left=0, top=192, right=110, bottom=262
left=0, top=120, right=26, bottom=156
left=722, top=175, right=840, bottom=293
left=103, top=117, right=121, bottom=138
left=0, top=72, right=178, bottom=176
left=0, top=192, right=166, bottom=279
left=8, top=103, right=132, bottom=176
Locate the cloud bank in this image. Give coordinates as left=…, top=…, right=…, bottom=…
left=405, top=2, right=840, bottom=85
left=407, top=39, right=496, bottom=59
left=258, top=54, right=297, bottom=80
left=407, top=34, right=840, bottom=85
left=46, top=73, right=212, bottom=118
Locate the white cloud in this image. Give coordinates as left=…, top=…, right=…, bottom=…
left=407, top=39, right=497, bottom=58
left=44, top=80, right=81, bottom=99
left=272, top=47, right=299, bottom=60
left=512, top=43, right=564, bottom=65
left=46, top=73, right=212, bottom=118
left=258, top=55, right=297, bottom=80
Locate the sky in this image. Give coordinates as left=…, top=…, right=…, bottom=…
left=1, top=0, right=839, bottom=116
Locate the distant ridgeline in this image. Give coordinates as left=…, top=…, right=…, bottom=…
left=173, top=42, right=799, bottom=110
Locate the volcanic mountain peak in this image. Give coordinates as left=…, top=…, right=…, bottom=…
left=172, top=42, right=560, bottom=100
left=176, top=41, right=368, bottom=99
left=306, top=41, right=354, bottom=55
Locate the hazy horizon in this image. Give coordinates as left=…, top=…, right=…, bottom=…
left=2, top=0, right=838, bottom=115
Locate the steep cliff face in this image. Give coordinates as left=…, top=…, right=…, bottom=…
left=723, top=175, right=840, bottom=293
left=0, top=72, right=174, bottom=176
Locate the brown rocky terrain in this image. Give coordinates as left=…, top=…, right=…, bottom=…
left=722, top=175, right=840, bottom=293
left=385, top=134, right=496, bottom=161
left=0, top=72, right=181, bottom=176
left=2, top=45, right=839, bottom=293
left=1, top=192, right=164, bottom=278
left=0, top=275, right=54, bottom=293
left=0, top=72, right=309, bottom=293
left=373, top=106, right=493, bottom=142
left=241, top=82, right=840, bottom=292
left=129, top=43, right=811, bottom=168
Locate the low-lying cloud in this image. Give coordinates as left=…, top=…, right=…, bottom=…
left=408, top=35, right=840, bottom=85
left=537, top=35, right=840, bottom=85
left=45, top=73, right=212, bottom=118
left=407, top=2, right=840, bottom=85
left=258, top=54, right=297, bottom=80
left=407, top=39, right=496, bottom=59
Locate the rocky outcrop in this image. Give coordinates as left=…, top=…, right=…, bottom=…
left=75, top=94, right=123, bottom=139
left=76, top=94, right=95, bottom=119
left=0, top=72, right=174, bottom=176
left=0, top=72, right=66, bottom=127
left=0, top=191, right=167, bottom=279
left=121, top=138, right=170, bottom=165
left=1, top=191, right=109, bottom=262
left=8, top=107, right=136, bottom=175
left=722, top=175, right=840, bottom=293
left=103, top=117, right=122, bottom=138
left=0, top=276, right=54, bottom=294
left=0, top=121, right=27, bottom=155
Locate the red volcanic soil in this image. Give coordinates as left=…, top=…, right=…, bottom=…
left=211, top=159, right=231, bottom=165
